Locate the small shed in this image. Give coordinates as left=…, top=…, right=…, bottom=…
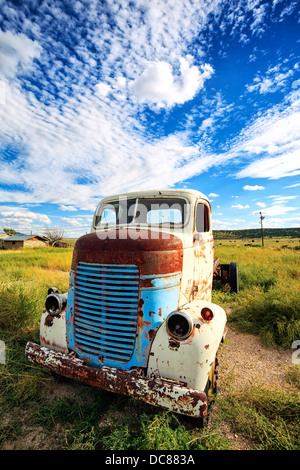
left=2, top=234, right=49, bottom=250
left=0, top=233, right=10, bottom=239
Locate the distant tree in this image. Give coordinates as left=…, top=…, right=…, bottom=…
left=3, top=228, right=16, bottom=235
left=44, top=226, right=65, bottom=246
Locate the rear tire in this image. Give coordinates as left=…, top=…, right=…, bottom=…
left=229, top=262, right=239, bottom=293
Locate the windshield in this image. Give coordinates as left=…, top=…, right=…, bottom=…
left=94, top=197, right=189, bottom=229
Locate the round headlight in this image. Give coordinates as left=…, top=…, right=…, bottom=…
left=166, top=311, right=193, bottom=341
left=45, top=293, right=66, bottom=316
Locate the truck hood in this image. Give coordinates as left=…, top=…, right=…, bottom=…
left=71, top=229, right=183, bottom=276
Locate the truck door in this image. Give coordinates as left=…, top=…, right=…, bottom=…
left=193, top=200, right=214, bottom=301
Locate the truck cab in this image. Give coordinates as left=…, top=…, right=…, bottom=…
left=26, top=189, right=230, bottom=424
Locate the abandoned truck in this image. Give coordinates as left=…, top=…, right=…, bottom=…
left=25, top=189, right=238, bottom=425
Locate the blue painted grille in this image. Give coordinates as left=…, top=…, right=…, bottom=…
left=74, top=263, right=140, bottom=363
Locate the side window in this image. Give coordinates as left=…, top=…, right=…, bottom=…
left=97, top=207, right=117, bottom=226
left=195, top=203, right=210, bottom=232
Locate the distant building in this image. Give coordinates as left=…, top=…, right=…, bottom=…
left=1, top=234, right=49, bottom=250
left=53, top=240, right=68, bottom=248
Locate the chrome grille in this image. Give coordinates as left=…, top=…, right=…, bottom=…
left=74, top=263, right=139, bottom=363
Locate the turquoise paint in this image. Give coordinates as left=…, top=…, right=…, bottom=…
left=65, top=266, right=181, bottom=370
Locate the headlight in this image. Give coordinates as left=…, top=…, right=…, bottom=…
left=166, top=311, right=193, bottom=341
left=45, top=287, right=67, bottom=316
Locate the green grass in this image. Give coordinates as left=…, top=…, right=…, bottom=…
left=213, top=245, right=300, bottom=348
left=217, top=385, right=300, bottom=450
left=0, top=244, right=299, bottom=450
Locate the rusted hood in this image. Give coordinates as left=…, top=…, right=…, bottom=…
left=71, top=229, right=183, bottom=276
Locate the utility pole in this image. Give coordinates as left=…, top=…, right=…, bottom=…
left=259, top=212, right=265, bottom=247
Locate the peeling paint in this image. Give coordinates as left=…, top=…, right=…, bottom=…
left=26, top=189, right=230, bottom=422
left=25, top=341, right=207, bottom=418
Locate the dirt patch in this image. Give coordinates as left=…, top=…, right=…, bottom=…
left=208, top=327, right=297, bottom=449
left=218, top=328, right=295, bottom=392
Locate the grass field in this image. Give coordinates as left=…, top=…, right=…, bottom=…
left=0, top=242, right=299, bottom=450
left=214, top=236, right=300, bottom=249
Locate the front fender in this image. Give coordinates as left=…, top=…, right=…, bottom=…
left=147, top=300, right=226, bottom=391
left=40, top=308, right=68, bottom=354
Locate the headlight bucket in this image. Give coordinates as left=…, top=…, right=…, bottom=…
left=166, top=310, right=194, bottom=341
left=45, top=287, right=67, bottom=317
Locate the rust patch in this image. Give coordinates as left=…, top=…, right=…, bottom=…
left=148, top=329, right=156, bottom=342
left=45, top=314, right=54, bottom=327
left=71, top=230, right=183, bottom=276
left=168, top=338, right=180, bottom=350
left=25, top=341, right=208, bottom=418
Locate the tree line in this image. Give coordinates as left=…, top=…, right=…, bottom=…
left=213, top=228, right=300, bottom=239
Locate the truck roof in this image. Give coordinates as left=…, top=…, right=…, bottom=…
left=98, top=188, right=209, bottom=204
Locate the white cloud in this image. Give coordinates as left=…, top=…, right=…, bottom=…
left=246, top=67, right=293, bottom=94
left=59, top=205, right=78, bottom=212
left=0, top=78, right=212, bottom=208
left=0, top=210, right=50, bottom=224
left=95, top=82, right=112, bottom=97
left=0, top=29, right=41, bottom=78
left=255, top=202, right=266, bottom=208
left=261, top=216, right=300, bottom=228
left=209, top=193, right=219, bottom=198
left=270, top=195, right=298, bottom=204
left=237, top=150, right=300, bottom=179
left=232, top=91, right=300, bottom=180
left=232, top=204, right=250, bottom=209
left=284, top=183, right=300, bottom=188
left=132, top=58, right=214, bottom=108
left=60, top=217, right=82, bottom=227
left=0, top=0, right=299, bottom=228
left=292, top=79, right=300, bottom=89
left=201, top=117, right=214, bottom=129
left=252, top=205, right=297, bottom=216
left=250, top=3, right=268, bottom=36
left=243, top=185, right=265, bottom=190
left=0, top=208, right=51, bottom=233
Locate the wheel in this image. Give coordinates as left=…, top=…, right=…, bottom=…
left=229, top=262, right=239, bottom=293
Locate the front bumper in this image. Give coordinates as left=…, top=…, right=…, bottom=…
left=25, top=341, right=207, bottom=418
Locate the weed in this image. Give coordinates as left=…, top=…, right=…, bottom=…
left=285, top=366, right=300, bottom=389
left=218, top=386, right=300, bottom=450
left=214, top=246, right=300, bottom=348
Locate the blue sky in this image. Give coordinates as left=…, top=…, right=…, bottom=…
left=0, top=0, right=299, bottom=237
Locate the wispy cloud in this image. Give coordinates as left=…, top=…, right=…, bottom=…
left=232, top=90, right=300, bottom=179
left=243, top=185, right=265, bottom=190
left=0, top=29, right=41, bottom=78
left=232, top=204, right=250, bottom=209
left=246, top=63, right=294, bottom=94
left=252, top=205, right=297, bottom=216
left=0, top=0, right=299, bottom=233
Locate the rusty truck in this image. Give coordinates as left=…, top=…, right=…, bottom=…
left=25, top=189, right=238, bottom=426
